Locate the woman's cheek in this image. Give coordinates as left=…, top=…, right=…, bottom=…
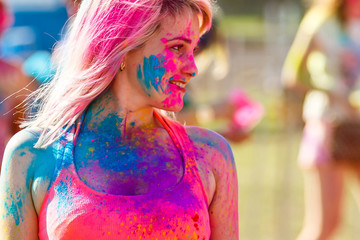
left=164, top=58, right=182, bottom=75
left=136, top=55, right=166, bottom=95
left=162, top=50, right=181, bottom=74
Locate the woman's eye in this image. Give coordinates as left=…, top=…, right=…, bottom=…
left=171, top=45, right=183, bottom=51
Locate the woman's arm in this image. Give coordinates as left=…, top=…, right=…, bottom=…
left=187, top=127, right=239, bottom=240
left=0, top=130, right=42, bottom=239
left=207, top=134, right=238, bottom=240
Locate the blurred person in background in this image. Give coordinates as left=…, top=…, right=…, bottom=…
left=0, top=0, right=239, bottom=239
left=282, top=0, right=360, bottom=239
left=0, top=0, right=34, bottom=170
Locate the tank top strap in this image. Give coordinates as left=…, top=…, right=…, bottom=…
left=47, top=117, right=80, bottom=182
left=58, top=110, right=87, bottom=167
left=153, top=111, right=209, bottom=207
left=42, top=123, right=77, bottom=212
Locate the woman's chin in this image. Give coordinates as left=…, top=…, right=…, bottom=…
left=160, top=105, right=183, bottom=113
left=160, top=98, right=184, bottom=112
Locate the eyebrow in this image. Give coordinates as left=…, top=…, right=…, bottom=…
left=166, top=36, right=192, bottom=44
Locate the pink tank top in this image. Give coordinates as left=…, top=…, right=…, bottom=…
left=38, top=111, right=210, bottom=239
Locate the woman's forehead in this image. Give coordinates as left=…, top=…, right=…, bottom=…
left=158, top=13, right=200, bottom=38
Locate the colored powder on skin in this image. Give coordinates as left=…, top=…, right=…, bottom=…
left=98, top=149, right=139, bottom=172
left=1, top=137, right=57, bottom=226
left=160, top=38, right=168, bottom=43
left=97, top=113, right=124, bottom=131
left=190, top=132, right=235, bottom=165
left=185, top=53, right=196, bottom=72
left=164, top=58, right=177, bottom=73
left=76, top=130, right=138, bottom=173
left=25, top=145, right=58, bottom=190
left=3, top=190, right=23, bottom=226
left=161, top=93, right=183, bottom=108
left=94, top=105, right=106, bottom=117
left=159, top=38, right=179, bottom=72
left=74, top=128, right=183, bottom=192
left=137, top=55, right=166, bottom=95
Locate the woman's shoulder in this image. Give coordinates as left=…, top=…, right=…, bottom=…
left=184, top=125, right=235, bottom=167
left=184, top=125, right=237, bottom=208
left=6, top=128, right=45, bottom=153
left=2, top=128, right=58, bottom=176
left=0, top=128, right=59, bottom=230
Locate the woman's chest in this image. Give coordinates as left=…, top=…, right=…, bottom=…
left=73, top=131, right=185, bottom=195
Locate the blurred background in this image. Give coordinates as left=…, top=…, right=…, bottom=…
left=1, top=0, right=360, bottom=239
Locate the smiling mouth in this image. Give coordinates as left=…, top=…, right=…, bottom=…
left=170, top=81, right=186, bottom=88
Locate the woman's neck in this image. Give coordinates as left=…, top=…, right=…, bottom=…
left=83, top=88, right=158, bottom=135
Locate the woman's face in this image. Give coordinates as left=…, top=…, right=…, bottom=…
left=124, top=11, right=201, bottom=112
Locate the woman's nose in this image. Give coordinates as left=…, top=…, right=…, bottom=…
left=182, top=54, right=198, bottom=77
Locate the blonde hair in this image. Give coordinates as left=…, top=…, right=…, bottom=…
left=22, top=0, right=212, bottom=148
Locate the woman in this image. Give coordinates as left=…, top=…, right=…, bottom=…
left=282, top=0, right=360, bottom=239
left=0, top=0, right=239, bottom=239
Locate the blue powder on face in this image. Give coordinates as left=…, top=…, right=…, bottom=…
left=137, top=55, right=166, bottom=96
